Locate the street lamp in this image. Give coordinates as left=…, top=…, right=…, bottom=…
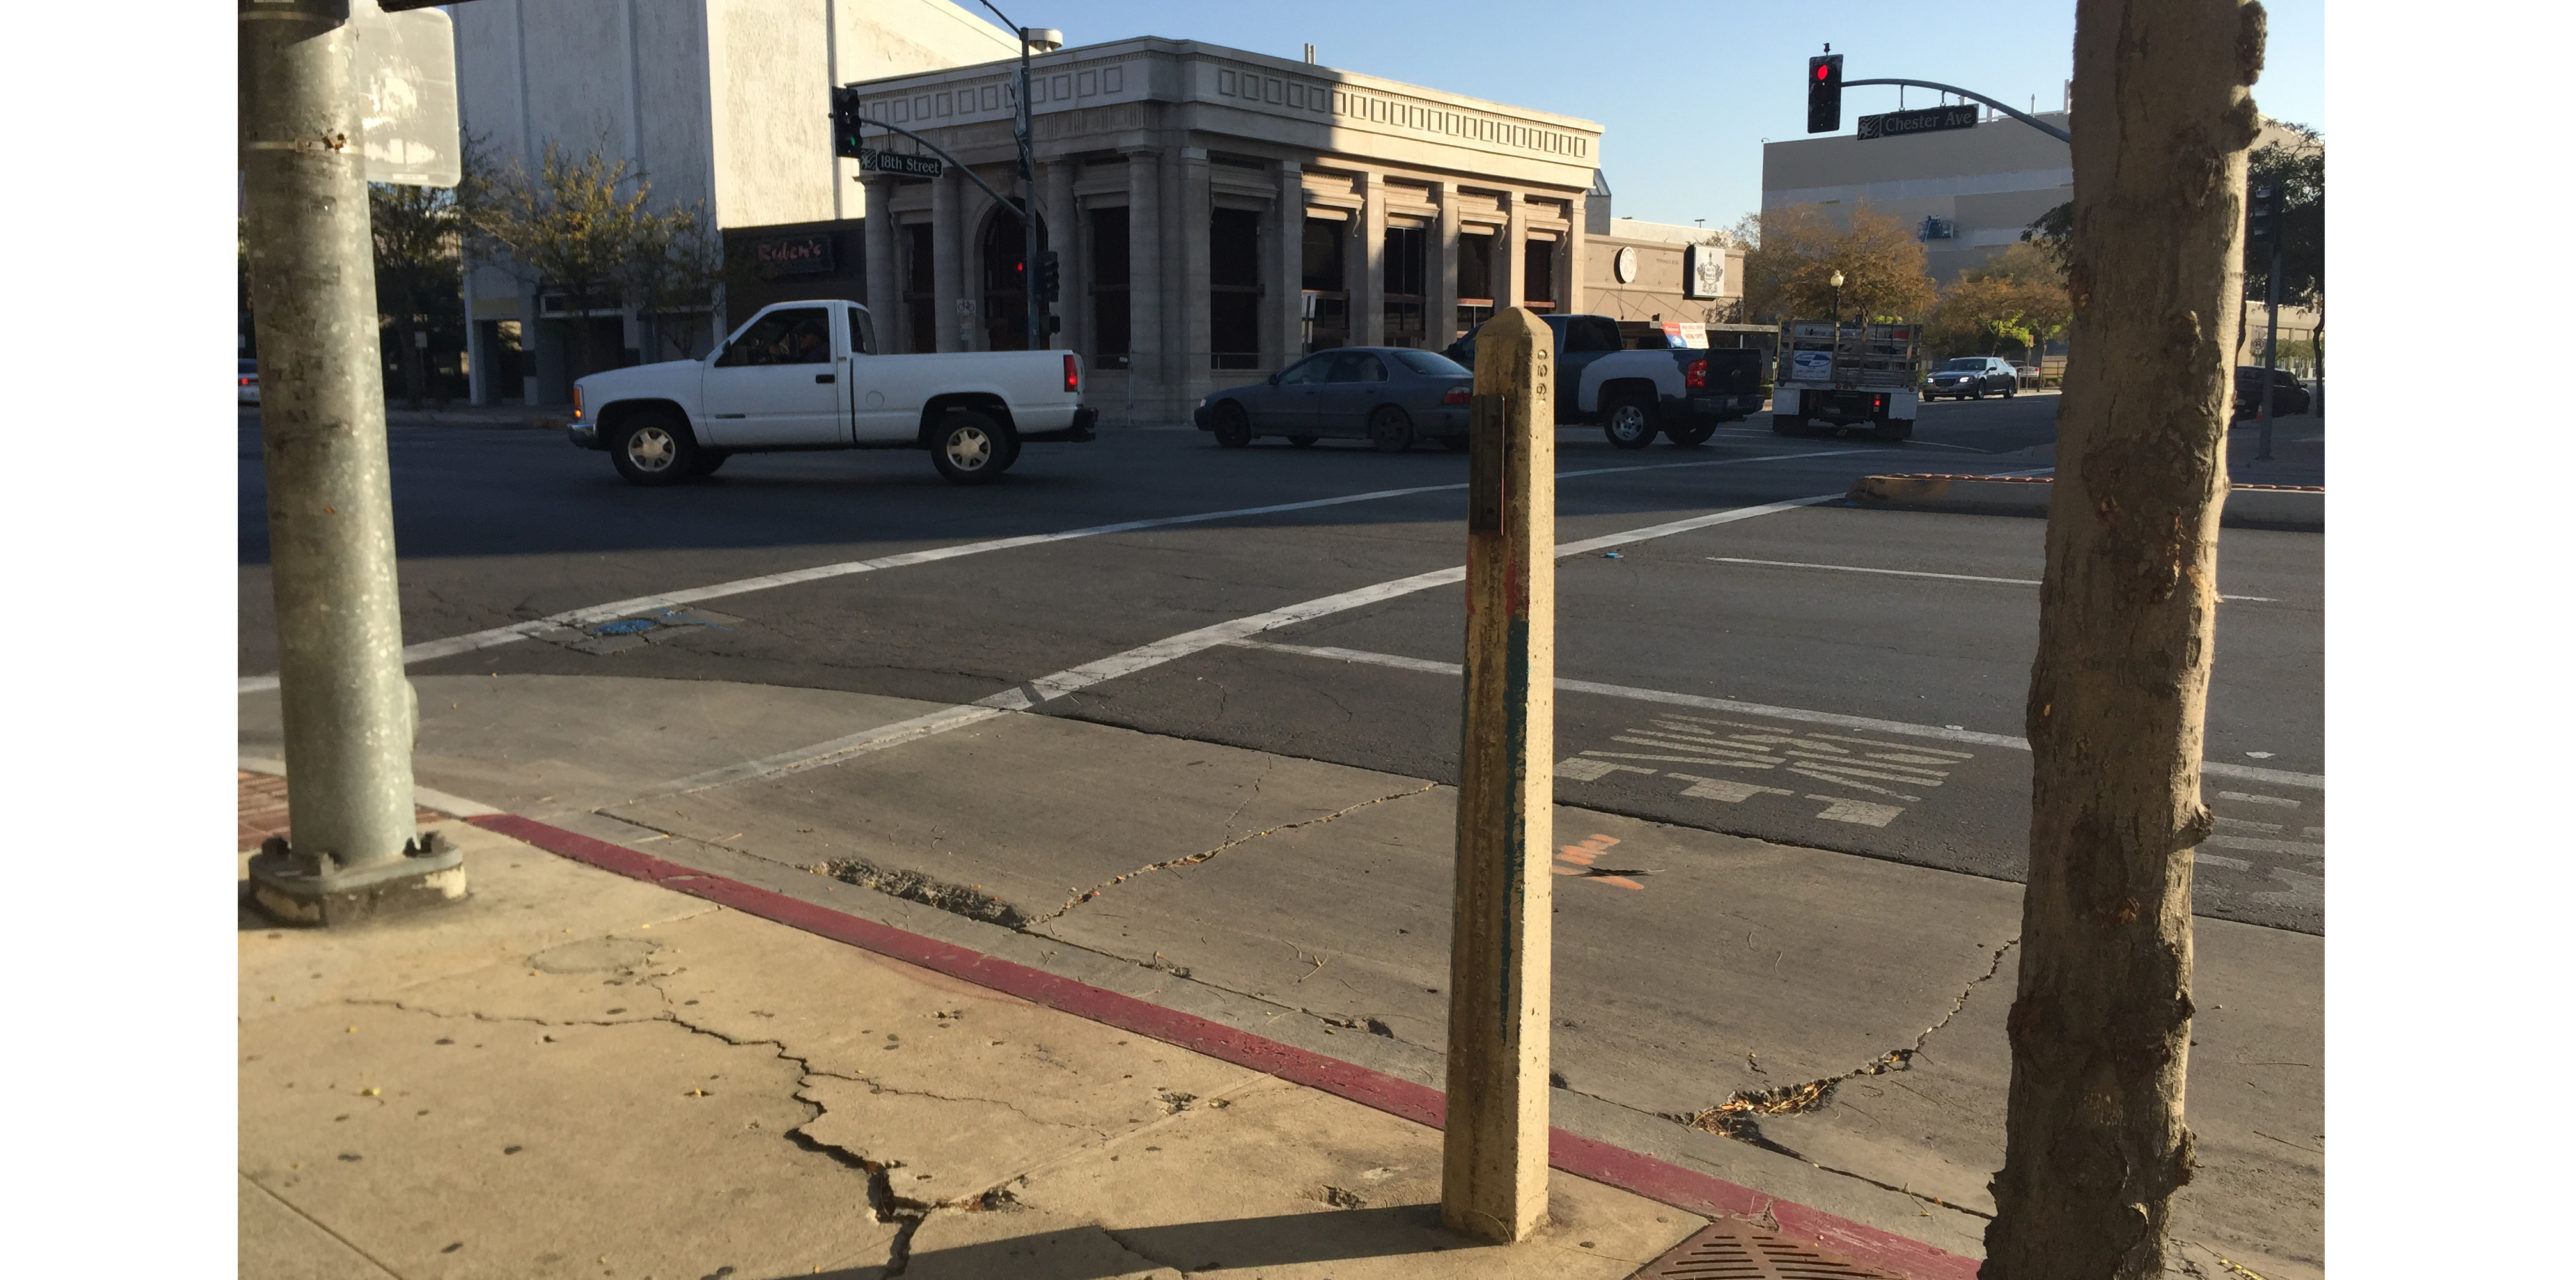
left=975, top=2, right=1064, bottom=349
left=1829, top=269, right=1845, bottom=372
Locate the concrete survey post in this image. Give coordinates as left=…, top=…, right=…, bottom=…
left=1441, top=307, right=1556, bottom=1243
left=241, top=0, right=462, bottom=924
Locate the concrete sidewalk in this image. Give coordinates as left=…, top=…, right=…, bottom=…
left=240, top=800, right=1944, bottom=1280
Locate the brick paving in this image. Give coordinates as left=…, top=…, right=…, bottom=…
left=237, top=770, right=444, bottom=852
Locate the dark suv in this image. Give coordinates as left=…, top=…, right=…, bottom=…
left=2233, top=366, right=2312, bottom=418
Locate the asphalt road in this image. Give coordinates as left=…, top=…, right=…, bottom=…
left=238, top=391, right=2324, bottom=932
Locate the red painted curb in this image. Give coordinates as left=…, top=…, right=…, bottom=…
left=472, top=813, right=1982, bottom=1280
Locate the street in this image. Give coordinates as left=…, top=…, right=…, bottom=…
left=237, top=392, right=2326, bottom=1270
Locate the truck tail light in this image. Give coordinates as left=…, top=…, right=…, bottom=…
left=1442, top=386, right=1471, bottom=406
left=1063, top=352, right=1080, bottom=394
left=1684, top=359, right=1708, bottom=391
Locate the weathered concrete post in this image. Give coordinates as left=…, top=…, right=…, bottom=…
left=240, top=0, right=462, bottom=924
left=1441, top=307, right=1555, bottom=1243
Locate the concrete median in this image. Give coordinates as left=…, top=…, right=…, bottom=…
left=1846, top=473, right=2321, bottom=531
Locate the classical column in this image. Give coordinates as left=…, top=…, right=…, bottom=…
left=1275, top=160, right=1304, bottom=366
left=1497, top=191, right=1527, bottom=309
left=1432, top=181, right=1460, bottom=345
left=1042, top=161, right=1079, bottom=356
left=1127, top=148, right=1165, bottom=392
left=931, top=170, right=963, bottom=353
left=1556, top=197, right=1582, bottom=314
left=1180, top=147, right=1214, bottom=392
left=862, top=174, right=900, bottom=352
left=1353, top=170, right=1386, bottom=346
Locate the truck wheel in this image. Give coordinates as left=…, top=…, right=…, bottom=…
left=928, top=408, right=1011, bottom=485
left=1369, top=405, right=1416, bottom=453
left=1210, top=402, right=1252, bottom=448
left=1664, top=423, right=1714, bottom=447
left=1876, top=419, right=1912, bottom=443
left=1602, top=395, right=1659, bottom=449
left=611, top=412, right=699, bottom=486
left=688, top=448, right=731, bottom=477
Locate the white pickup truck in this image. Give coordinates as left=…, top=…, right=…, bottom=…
left=568, top=299, right=1095, bottom=486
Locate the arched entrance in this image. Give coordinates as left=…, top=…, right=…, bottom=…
left=978, top=204, right=1052, bottom=352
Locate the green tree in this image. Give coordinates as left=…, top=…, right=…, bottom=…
left=1741, top=202, right=1938, bottom=324
left=370, top=179, right=465, bottom=407
left=626, top=205, right=767, bottom=360
left=1932, top=244, right=2073, bottom=363
left=466, top=142, right=675, bottom=385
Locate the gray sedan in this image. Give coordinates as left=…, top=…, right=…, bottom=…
left=1193, top=347, right=1474, bottom=451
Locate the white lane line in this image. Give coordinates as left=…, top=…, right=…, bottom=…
left=656, top=493, right=1841, bottom=794
left=239, top=448, right=1884, bottom=695
left=1225, top=638, right=2327, bottom=790
left=1676, top=555, right=2280, bottom=603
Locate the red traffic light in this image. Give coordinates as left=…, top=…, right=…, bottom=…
left=1815, top=65, right=1830, bottom=81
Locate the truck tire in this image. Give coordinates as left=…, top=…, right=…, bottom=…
left=1664, top=422, right=1715, bottom=447
left=1876, top=418, right=1912, bottom=443
left=1601, top=395, right=1659, bottom=449
left=1369, top=405, right=1416, bottom=453
left=610, top=412, right=700, bottom=486
left=1210, top=402, right=1252, bottom=448
left=928, top=407, right=1011, bottom=485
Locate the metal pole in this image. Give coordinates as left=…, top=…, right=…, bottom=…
left=1442, top=307, right=1555, bottom=1243
left=2255, top=240, right=2283, bottom=462
left=1016, top=27, right=1041, bottom=350
left=240, top=0, right=462, bottom=924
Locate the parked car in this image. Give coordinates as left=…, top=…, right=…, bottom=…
left=1444, top=313, right=1762, bottom=448
left=1193, top=347, right=1474, bottom=451
left=1922, top=356, right=2018, bottom=401
left=2233, top=366, right=2311, bottom=419
left=568, top=299, right=1093, bottom=486
left=239, top=358, right=260, bottom=405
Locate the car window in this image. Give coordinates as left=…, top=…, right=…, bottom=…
left=717, top=307, right=831, bottom=367
left=1330, top=352, right=1388, bottom=383
left=239, top=358, right=257, bottom=374
left=850, top=307, right=876, bottom=355
left=1276, top=353, right=1335, bottom=385
left=2274, top=371, right=2299, bottom=389
left=1393, top=350, right=1469, bottom=377
left=1946, top=358, right=1986, bottom=371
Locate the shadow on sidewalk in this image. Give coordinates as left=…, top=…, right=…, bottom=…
left=793, top=1204, right=1513, bottom=1279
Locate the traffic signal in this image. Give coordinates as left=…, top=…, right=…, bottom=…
left=831, top=86, right=861, bottom=159
left=1808, top=54, right=1844, bottom=133
left=1035, top=251, right=1060, bottom=300
left=2247, top=184, right=2283, bottom=250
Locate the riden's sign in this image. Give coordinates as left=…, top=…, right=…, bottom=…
left=1857, top=103, right=1982, bottom=141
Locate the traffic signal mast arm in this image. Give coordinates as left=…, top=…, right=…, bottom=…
left=841, top=108, right=1045, bottom=230
left=1836, top=76, right=2071, bottom=143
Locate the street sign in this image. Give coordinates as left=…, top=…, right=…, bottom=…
left=858, top=148, right=944, bottom=179
left=350, top=0, right=461, bottom=187
left=1857, top=103, right=1981, bottom=140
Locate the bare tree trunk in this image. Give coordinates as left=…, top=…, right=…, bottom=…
left=1981, top=4, right=2265, bottom=1278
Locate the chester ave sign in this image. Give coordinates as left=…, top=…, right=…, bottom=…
left=1857, top=103, right=1981, bottom=140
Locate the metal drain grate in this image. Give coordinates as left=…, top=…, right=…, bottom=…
left=1631, top=1215, right=1904, bottom=1280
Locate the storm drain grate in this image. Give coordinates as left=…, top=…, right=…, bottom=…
left=1631, top=1215, right=1904, bottom=1280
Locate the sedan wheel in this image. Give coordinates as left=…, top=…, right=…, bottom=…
left=1211, top=402, right=1252, bottom=448
left=1369, top=405, right=1416, bottom=453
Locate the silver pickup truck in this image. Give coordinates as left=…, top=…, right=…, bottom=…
left=569, top=299, right=1095, bottom=486
left=1444, top=313, right=1764, bottom=448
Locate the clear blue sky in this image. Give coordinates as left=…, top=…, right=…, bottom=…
left=1001, top=0, right=2326, bottom=232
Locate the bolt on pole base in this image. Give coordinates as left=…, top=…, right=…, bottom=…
left=247, top=831, right=466, bottom=927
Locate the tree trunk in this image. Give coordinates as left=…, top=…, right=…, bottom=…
left=1980, top=4, right=2264, bottom=1278
left=2312, top=312, right=2324, bottom=417
left=400, top=321, right=428, bottom=410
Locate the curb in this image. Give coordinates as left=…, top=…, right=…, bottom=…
left=466, top=811, right=1983, bottom=1280
left=1846, top=473, right=2322, bottom=530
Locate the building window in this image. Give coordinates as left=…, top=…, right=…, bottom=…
left=903, top=223, right=935, bottom=354
left=979, top=206, right=1050, bottom=353
left=1383, top=226, right=1427, bottom=348
left=1087, top=206, right=1131, bottom=368
left=1301, top=216, right=1348, bottom=353
left=1456, top=231, right=1496, bottom=332
left=1209, top=207, right=1260, bottom=370
left=1524, top=238, right=1557, bottom=314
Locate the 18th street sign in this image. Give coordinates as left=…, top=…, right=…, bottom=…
left=1857, top=103, right=1981, bottom=140
left=858, top=148, right=944, bottom=178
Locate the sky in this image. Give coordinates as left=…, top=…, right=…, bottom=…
left=994, top=0, right=2326, bottom=233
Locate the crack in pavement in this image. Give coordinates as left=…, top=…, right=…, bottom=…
left=1025, top=782, right=1438, bottom=926
left=1668, top=935, right=2021, bottom=1220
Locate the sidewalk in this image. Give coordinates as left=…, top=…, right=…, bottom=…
left=240, top=783, right=1959, bottom=1280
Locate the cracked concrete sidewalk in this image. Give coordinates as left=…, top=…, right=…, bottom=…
left=240, top=818, right=1704, bottom=1280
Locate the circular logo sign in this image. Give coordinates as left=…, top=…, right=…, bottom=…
left=1614, top=246, right=1639, bottom=284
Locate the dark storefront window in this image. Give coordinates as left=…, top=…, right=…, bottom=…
left=1383, top=226, right=1427, bottom=348
left=1209, top=207, right=1261, bottom=369
left=1087, top=206, right=1130, bottom=368
left=1456, top=231, right=1496, bottom=333
left=903, top=223, right=935, bottom=354
left=1301, top=216, right=1349, bottom=353
left=1525, top=238, right=1557, bottom=313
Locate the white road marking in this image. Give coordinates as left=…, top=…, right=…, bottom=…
left=1669, top=775, right=1793, bottom=803
left=1228, top=639, right=2325, bottom=790
left=655, top=493, right=1846, bottom=793
left=1680, top=555, right=2279, bottom=603
left=2213, top=816, right=2289, bottom=835
left=2218, top=791, right=2304, bottom=808
left=2207, top=834, right=2326, bottom=860
left=2196, top=852, right=2253, bottom=870
left=1805, top=795, right=1904, bottom=827
left=1557, top=757, right=1656, bottom=782
left=239, top=448, right=1880, bottom=695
